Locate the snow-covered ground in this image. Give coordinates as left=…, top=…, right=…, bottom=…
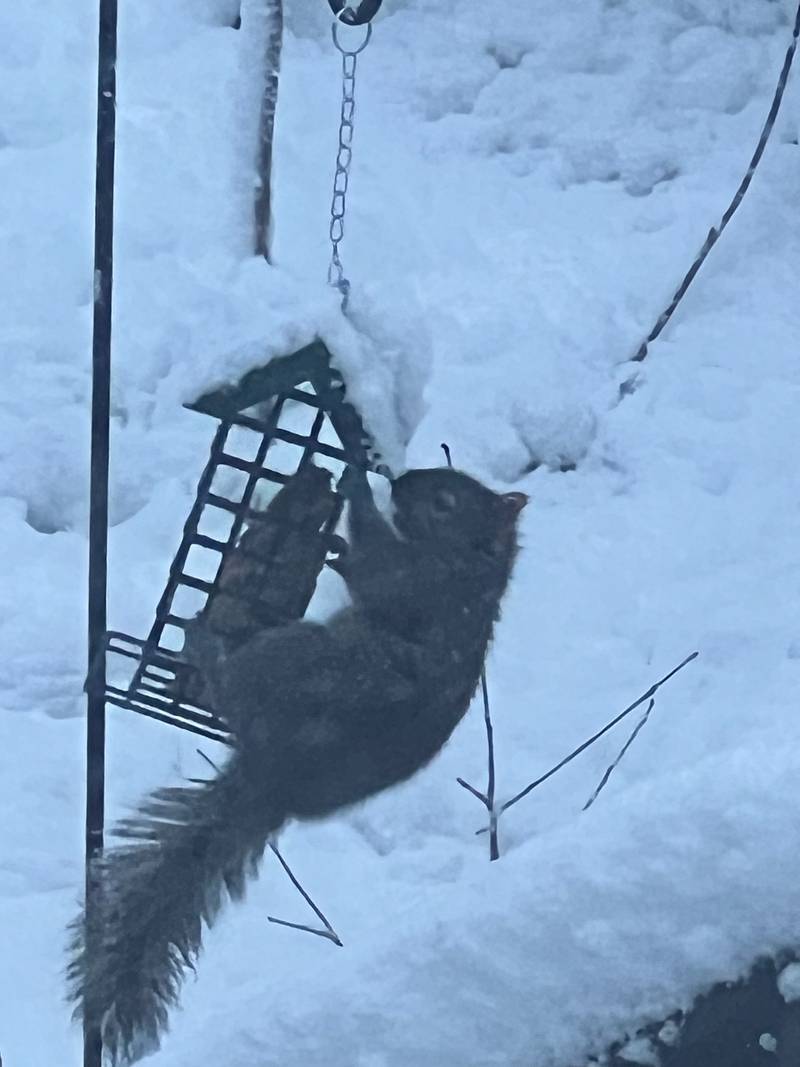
left=2, top=0, right=800, bottom=1063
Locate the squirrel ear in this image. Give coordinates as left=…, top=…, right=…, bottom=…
left=500, top=492, right=528, bottom=514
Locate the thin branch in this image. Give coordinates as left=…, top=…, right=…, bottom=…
left=442, top=441, right=500, bottom=859
left=482, top=672, right=499, bottom=860
left=621, top=1, right=800, bottom=389
left=458, top=673, right=500, bottom=859
left=582, top=697, right=655, bottom=811
left=457, top=777, right=488, bottom=805
left=191, top=759, right=340, bottom=943
left=267, top=842, right=343, bottom=947
left=196, top=748, right=221, bottom=774
left=266, top=916, right=341, bottom=942
left=254, top=0, right=284, bottom=262
left=186, top=747, right=222, bottom=783
left=475, top=652, right=698, bottom=834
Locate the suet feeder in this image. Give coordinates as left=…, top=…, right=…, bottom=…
left=98, top=339, right=386, bottom=745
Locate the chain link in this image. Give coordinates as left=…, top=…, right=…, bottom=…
left=328, top=21, right=372, bottom=310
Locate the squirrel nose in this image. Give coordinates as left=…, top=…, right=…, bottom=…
left=501, top=492, right=528, bottom=513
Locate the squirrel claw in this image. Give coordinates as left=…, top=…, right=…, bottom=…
left=326, top=535, right=350, bottom=577
left=336, top=465, right=369, bottom=500
left=326, top=556, right=349, bottom=577
left=327, top=533, right=348, bottom=557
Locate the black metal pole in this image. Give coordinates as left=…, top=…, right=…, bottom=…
left=85, top=0, right=117, bottom=1064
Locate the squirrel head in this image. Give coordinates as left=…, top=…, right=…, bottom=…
left=390, top=468, right=527, bottom=566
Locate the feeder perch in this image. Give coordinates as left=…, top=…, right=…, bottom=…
left=98, top=339, right=386, bottom=744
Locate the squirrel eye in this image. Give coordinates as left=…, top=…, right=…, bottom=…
left=432, top=489, right=458, bottom=514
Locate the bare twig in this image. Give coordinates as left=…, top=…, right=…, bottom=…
left=620, top=2, right=800, bottom=392
left=582, top=697, right=655, bottom=811
left=186, top=747, right=222, bottom=784
left=188, top=754, right=339, bottom=942
left=457, top=673, right=500, bottom=859
left=441, top=441, right=501, bottom=860
left=253, top=0, right=284, bottom=262
left=457, top=777, right=487, bottom=804
left=476, top=651, right=698, bottom=834
left=267, top=842, right=343, bottom=947
left=482, top=672, right=499, bottom=860
left=196, top=738, right=339, bottom=943
left=196, top=748, right=221, bottom=774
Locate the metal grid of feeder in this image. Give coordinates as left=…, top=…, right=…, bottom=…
left=99, top=340, right=382, bottom=744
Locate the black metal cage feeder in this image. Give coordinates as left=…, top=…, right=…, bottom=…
left=98, top=339, right=385, bottom=746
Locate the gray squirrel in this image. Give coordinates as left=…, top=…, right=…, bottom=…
left=67, top=464, right=527, bottom=1063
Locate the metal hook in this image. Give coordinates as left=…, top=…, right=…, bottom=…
left=331, top=19, right=373, bottom=55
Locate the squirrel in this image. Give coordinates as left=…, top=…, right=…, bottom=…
left=67, top=465, right=527, bottom=1064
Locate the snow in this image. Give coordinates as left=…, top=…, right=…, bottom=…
left=2, top=0, right=800, bottom=1065
left=657, top=1020, right=681, bottom=1047
left=759, top=1032, right=779, bottom=1053
left=617, top=1036, right=660, bottom=1065
left=777, top=963, right=800, bottom=1004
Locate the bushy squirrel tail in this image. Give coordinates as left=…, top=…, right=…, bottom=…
left=67, top=752, right=285, bottom=1064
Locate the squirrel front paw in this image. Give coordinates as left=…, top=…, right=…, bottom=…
left=325, top=534, right=349, bottom=577
left=326, top=533, right=348, bottom=557
left=336, top=464, right=369, bottom=501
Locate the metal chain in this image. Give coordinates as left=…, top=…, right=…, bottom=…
left=328, top=20, right=372, bottom=310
